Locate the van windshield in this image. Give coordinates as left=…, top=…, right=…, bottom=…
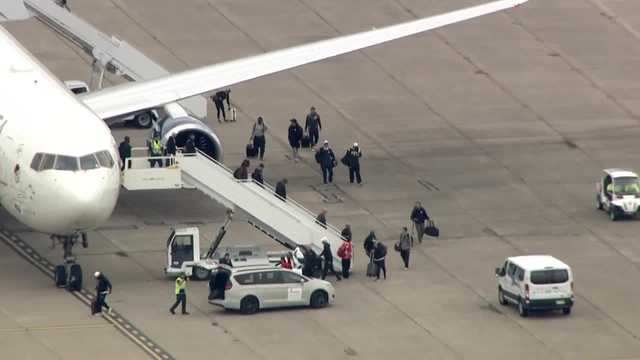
left=613, top=177, right=640, bottom=195
left=530, top=269, right=569, bottom=284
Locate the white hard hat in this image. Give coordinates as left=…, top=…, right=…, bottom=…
left=94, top=271, right=100, bottom=278
left=321, top=236, right=329, bottom=244
left=323, top=140, right=329, bottom=144
left=353, top=142, right=358, bottom=147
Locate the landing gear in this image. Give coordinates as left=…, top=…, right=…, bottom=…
left=50, top=233, right=87, bottom=291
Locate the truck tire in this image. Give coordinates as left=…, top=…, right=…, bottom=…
left=240, top=296, right=259, bottom=315
left=310, top=290, right=328, bottom=309
left=518, top=300, right=529, bottom=317
left=134, top=112, right=153, bottom=128
left=191, top=266, right=210, bottom=281
left=562, top=307, right=571, bottom=315
left=498, top=287, right=508, bottom=306
left=609, top=208, right=617, bottom=221
left=67, top=264, right=83, bottom=292
left=54, top=265, right=67, bottom=288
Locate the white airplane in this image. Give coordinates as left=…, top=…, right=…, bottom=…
left=0, top=0, right=527, bottom=285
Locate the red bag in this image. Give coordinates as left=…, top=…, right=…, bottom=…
left=337, top=244, right=346, bottom=258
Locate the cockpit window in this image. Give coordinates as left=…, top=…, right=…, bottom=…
left=30, top=153, right=43, bottom=171
left=41, top=154, right=56, bottom=170
left=54, top=155, right=78, bottom=171
left=80, top=153, right=99, bottom=170
left=95, top=151, right=114, bottom=168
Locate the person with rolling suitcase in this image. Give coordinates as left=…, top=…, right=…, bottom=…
left=250, top=116, right=268, bottom=160
left=93, top=271, right=112, bottom=315
left=410, top=201, right=430, bottom=243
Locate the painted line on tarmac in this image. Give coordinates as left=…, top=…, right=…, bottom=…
left=0, top=229, right=175, bottom=360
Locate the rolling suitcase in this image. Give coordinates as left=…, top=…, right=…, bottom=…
left=91, top=300, right=102, bottom=315
left=246, top=143, right=258, bottom=158
left=301, top=134, right=311, bottom=148
left=366, top=254, right=377, bottom=277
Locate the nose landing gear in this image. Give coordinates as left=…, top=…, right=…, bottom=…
left=51, top=232, right=87, bottom=292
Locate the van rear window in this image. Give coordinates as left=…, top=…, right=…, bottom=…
left=530, top=269, right=569, bottom=284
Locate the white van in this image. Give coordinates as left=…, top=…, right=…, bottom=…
left=495, top=255, right=574, bottom=317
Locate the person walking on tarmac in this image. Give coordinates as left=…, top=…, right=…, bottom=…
left=410, top=201, right=430, bottom=244
left=94, top=271, right=112, bottom=315
left=315, top=140, right=337, bottom=184
left=118, top=136, right=132, bottom=171
left=305, top=106, right=322, bottom=146
left=338, top=237, right=353, bottom=279
left=373, top=242, right=387, bottom=281
left=364, top=231, right=377, bottom=257
left=250, top=116, right=268, bottom=161
left=320, top=239, right=341, bottom=281
left=344, top=143, right=363, bottom=185
left=398, top=227, right=413, bottom=270
left=170, top=274, right=189, bottom=315
left=288, top=118, right=304, bottom=162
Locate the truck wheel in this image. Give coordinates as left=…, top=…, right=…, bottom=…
left=518, top=300, right=529, bottom=317
left=240, top=296, right=259, bottom=315
left=562, top=307, right=571, bottom=315
left=191, top=266, right=210, bottom=281
left=134, top=112, right=153, bottom=128
left=310, top=290, right=328, bottom=308
left=498, top=287, right=508, bottom=306
left=54, top=265, right=67, bottom=288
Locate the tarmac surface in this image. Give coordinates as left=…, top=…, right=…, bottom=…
left=4, top=0, right=640, bottom=359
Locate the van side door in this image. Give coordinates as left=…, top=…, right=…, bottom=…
left=502, top=262, right=519, bottom=301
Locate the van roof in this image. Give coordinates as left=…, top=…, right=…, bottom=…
left=604, top=168, right=638, bottom=178
left=508, top=255, right=569, bottom=270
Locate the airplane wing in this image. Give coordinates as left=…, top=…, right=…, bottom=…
left=81, top=0, right=528, bottom=120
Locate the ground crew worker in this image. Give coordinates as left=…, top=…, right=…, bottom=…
left=410, top=201, right=430, bottom=243
left=94, top=271, right=112, bottom=315
left=320, top=239, right=341, bottom=281
left=147, top=136, right=163, bottom=168
left=118, top=136, right=131, bottom=171
left=170, top=274, right=189, bottom=315
left=305, top=106, right=322, bottom=146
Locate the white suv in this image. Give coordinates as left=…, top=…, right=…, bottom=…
left=209, top=266, right=335, bottom=314
left=495, top=255, right=574, bottom=317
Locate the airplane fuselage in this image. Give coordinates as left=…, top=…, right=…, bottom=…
left=0, top=26, right=120, bottom=235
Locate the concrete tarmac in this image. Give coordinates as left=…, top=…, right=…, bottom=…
left=4, top=0, right=640, bottom=359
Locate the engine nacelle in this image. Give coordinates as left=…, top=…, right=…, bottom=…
left=157, top=103, right=223, bottom=161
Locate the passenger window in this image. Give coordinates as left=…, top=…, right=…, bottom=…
left=257, top=271, right=283, bottom=285
left=95, top=151, right=114, bottom=168
left=41, top=154, right=56, bottom=170
left=30, top=153, right=43, bottom=171
left=80, top=154, right=99, bottom=170
left=54, top=155, right=78, bottom=171
left=516, top=267, right=525, bottom=282
left=282, top=272, right=304, bottom=283
left=235, top=273, right=255, bottom=285
left=507, top=263, right=516, bottom=277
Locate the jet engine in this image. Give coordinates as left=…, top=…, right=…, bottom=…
left=157, top=103, right=223, bottom=161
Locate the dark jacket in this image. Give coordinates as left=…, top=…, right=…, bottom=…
left=316, top=213, right=327, bottom=228
left=341, top=227, right=352, bottom=241
left=233, top=166, right=249, bottom=180
left=213, top=90, right=230, bottom=107
left=184, top=138, right=196, bottom=154
left=320, top=243, right=333, bottom=261
left=305, top=112, right=322, bottom=131
left=316, top=148, right=336, bottom=168
left=251, top=168, right=264, bottom=184
left=96, top=275, right=112, bottom=293
left=288, top=124, right=304, bottom=147
left=275, top=181, right=287, bottom=199
left=373, top=243, right=387, bottom=262
left=165, top=136, right=177, bottom=156
left=346, top=147, right=362, bottom=168
left=118, top=141, right=131, bottom=161
left=410, top=206, right=429, bottom=224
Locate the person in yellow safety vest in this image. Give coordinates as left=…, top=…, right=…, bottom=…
left=170, top=274, right=189, bottom=315
left=148, top=137, right=163, bottom=168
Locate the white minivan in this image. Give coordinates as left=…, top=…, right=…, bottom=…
left=495, top=255, right=574, bottom=317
